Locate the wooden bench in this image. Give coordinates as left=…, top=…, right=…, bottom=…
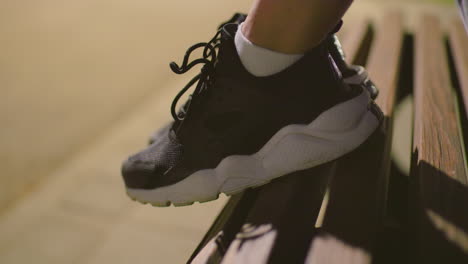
left=188, top=12, right=468, bottom=264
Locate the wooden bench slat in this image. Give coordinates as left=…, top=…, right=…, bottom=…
left=189, top=191, right=258, bottom=264
left=448, top=18, right=468, bottom=116
left=411, top=14, right=468, bottom=262
left=220, top=165, right=333, bottom=264
left=372, top=14, right=405, bottom=117
left=340, top=19, right=373, bottom=65
left=306, top=12, right=404, bottom=264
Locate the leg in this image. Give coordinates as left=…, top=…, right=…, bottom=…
left=243, top=0, right=354, bottom=53
left=235, top=0, right=353, bottom=76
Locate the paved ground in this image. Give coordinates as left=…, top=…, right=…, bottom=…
left=0, top=0, right=256, bottom=212
left=0, top=74, right=229, bottom=263
left=0, top=1, right=252, bottom=262
left=0, top=1, right=458, bottom=263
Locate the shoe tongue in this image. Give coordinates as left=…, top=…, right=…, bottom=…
left=221, top=23, right=238, bottom=40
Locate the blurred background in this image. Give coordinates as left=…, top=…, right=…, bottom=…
left=0, top=0, right=459, bottom=263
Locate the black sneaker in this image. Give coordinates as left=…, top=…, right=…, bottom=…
left=147, top=15, right=378, bottom=145
left=121, top=23, right=381, bottom=206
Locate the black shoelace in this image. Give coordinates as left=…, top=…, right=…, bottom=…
left=169, top=30, right=223, bottom=121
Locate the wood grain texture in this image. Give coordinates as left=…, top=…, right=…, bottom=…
left=306, top=12, right=404, bottom=264
left=411, top=14, right=468, bottom=262
left=372, top=12, right=404, bottom=117
left=448, top=18, right=468, bottom=116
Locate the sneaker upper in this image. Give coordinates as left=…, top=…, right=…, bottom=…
left=122, top=23, right=357, bottom=190
left=148, top=16, right=377, bottom=146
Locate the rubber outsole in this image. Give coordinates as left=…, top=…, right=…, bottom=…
left=126, top=176, right=273, bottom=207
left=127, top=187, right=247, bottom=208
left=126, top=89, right=381, bottom=207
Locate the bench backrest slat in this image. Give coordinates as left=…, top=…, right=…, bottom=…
left=306, top=12, right=404, bottom=264
left=189, top=192, right=250, bottom=263
left=411, top=14, right=468, bottom=262
left=448, top=18, right=468, bottom=116
left=220, top=165, right=334, bottom=264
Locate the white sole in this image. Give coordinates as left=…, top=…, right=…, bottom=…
left=126, top=90, right=380, bottom=206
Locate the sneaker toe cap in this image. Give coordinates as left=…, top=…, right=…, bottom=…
left=121, top=132, right=184, bottom=189
left=121, top=157, right=161, bottom=189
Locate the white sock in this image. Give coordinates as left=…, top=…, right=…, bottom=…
left=234, top=22, right=304, bottom=77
